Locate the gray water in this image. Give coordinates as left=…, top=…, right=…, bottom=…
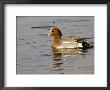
left=16, top=16, right=94, bottom=74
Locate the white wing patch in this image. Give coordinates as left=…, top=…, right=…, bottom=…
left=78, top=43, right=83, bottom=47
left=62, top=41, right=72, bottom=44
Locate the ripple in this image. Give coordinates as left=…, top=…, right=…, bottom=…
left=31, top=45, right=40, bottom=48
left=41, top=54, right=51, bottom=56
left=23, top=57, right=33, bottom=59
left=33, top=42, right=36, bottom=43
left=72, top=25, right=93, bottom=26
left=25, top=43, right=30, bottom=44
left=74, top=19, right=90, bottom=22
left=52, top=58, right=62, bottom=61
left=38, top=34, right=48, bottom=36
left=52, top=21, right=55, bottom=23
left=17, top=44, right=21, bottom=45
left=53, top=68, right=64, bottom=71
left=41, top=44, right=48, bottom=46
left=52, top=62, right=63, bottom=66
left=19, top=39, right=25, bottom=40
left=31, top=25, right=55, bottom=29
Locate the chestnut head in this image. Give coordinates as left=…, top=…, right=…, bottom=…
left=48, top=27, right=62, bottom=38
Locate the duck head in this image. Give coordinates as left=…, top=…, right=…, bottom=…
left=48, top=27, right=62, bottom=39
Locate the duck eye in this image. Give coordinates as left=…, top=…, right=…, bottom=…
left=51, top=30, right=54, bottom=32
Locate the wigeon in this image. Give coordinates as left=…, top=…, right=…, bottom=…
left=48, top=27, right=93, bottom=49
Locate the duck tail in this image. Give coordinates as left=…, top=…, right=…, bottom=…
left=82, top=41, right=93, bottom=49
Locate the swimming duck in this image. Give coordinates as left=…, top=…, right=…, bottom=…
left=48, top=27, right=93, bottom=49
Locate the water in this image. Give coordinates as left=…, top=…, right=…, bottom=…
left=16, top=16, right=94, bottom=74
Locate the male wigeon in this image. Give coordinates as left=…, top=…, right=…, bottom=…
left=48, top=27, right=93, bottom=49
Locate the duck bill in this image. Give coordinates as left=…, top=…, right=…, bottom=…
left=48, top=31, right=51, bottom=36
left=48, top=33, right=51, bottom=36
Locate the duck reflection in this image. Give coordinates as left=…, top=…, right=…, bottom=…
left=51, top=47, right=63, bottom=73
left=51, top=47, right=87, bottom=74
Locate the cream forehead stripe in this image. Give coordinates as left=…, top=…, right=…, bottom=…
left=48, top=28, right=53, bottom=36
left=50, top=28, right=53, bottom=32
left=50, top=27, right=59, bottom=32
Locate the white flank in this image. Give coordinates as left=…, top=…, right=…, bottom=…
left=78, top=43, right=83, bottom=47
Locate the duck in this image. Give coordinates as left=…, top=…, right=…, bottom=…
left=48, top=27, right=93, bottom=49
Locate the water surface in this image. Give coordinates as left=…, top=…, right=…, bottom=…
left=16, top=16, right=94, bottom=74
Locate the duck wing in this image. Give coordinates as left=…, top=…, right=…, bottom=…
left=75, top=37, right=94, bottom=42
left=62, top=36, right=93, bottom=49
left=62, top=36, right=80, bottom=42
left=75, top=38, right=94, bottom=49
